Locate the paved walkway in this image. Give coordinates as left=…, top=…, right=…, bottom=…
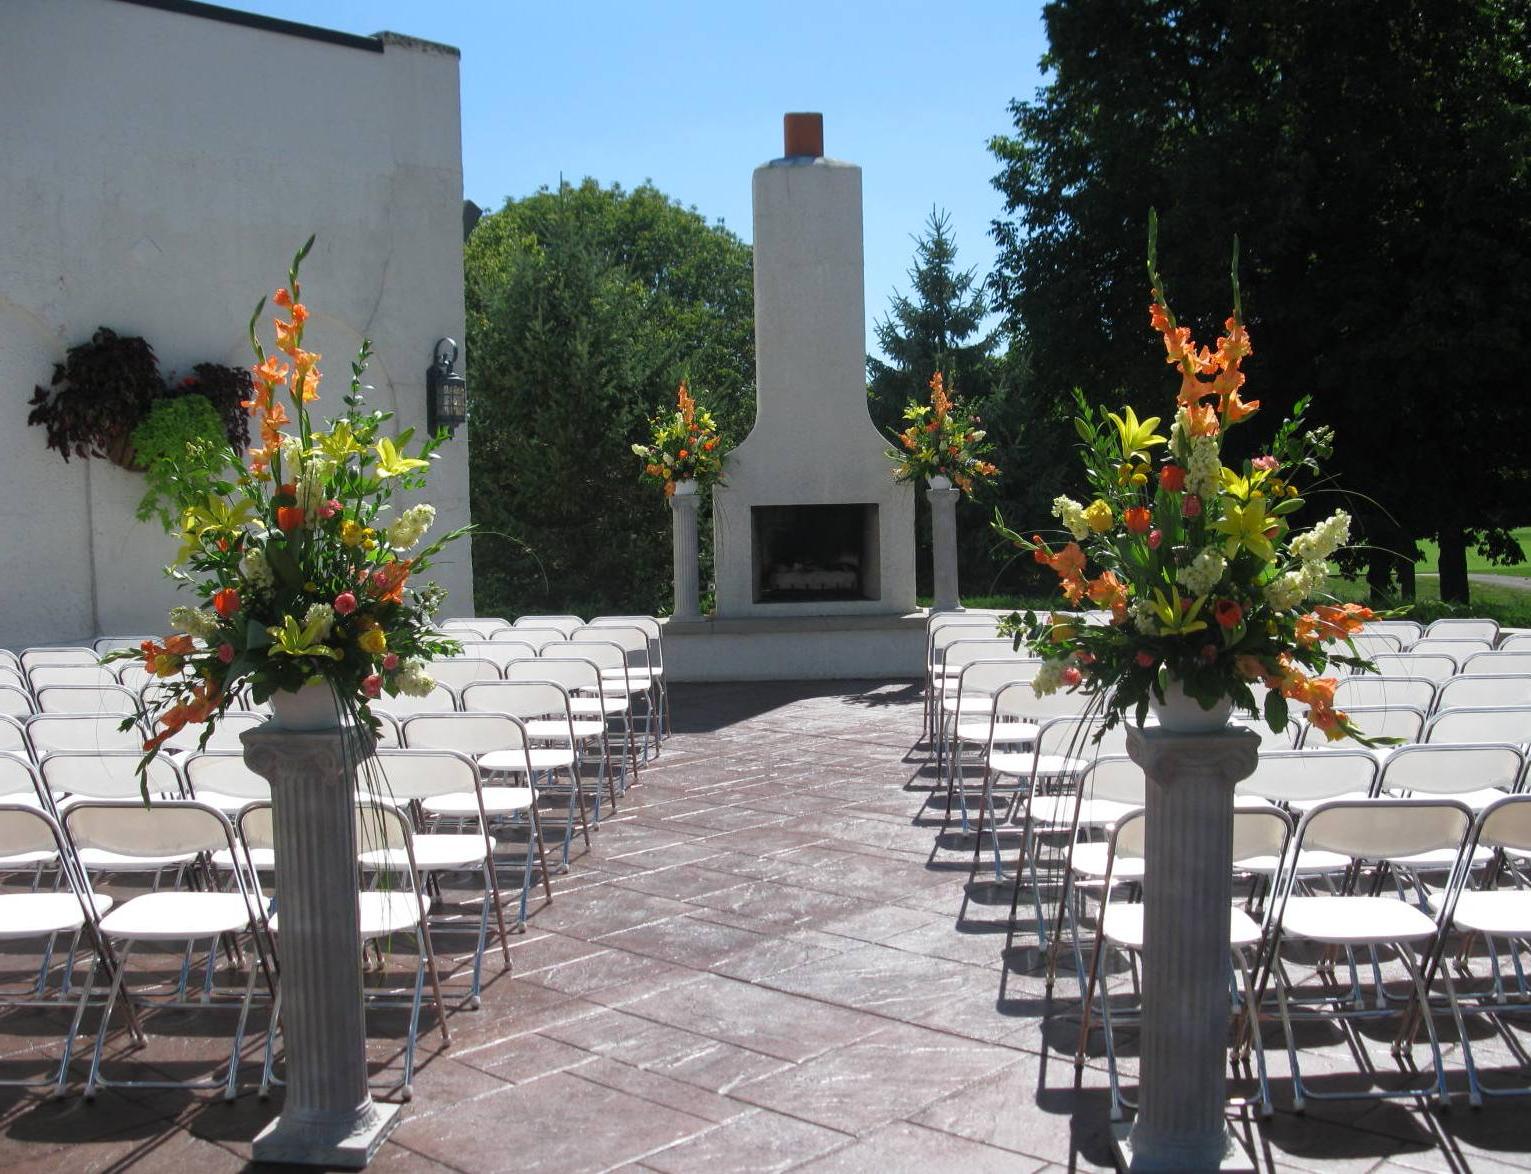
left=0, top=680, right=1528, bottom=1170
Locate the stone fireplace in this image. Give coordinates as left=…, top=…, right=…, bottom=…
left=711, top=114, right=915, bottom=620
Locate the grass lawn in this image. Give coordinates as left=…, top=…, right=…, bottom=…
left=1413, top=525, right=1531, bottom=578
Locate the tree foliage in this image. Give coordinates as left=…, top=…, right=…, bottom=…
left=990, top=0, right=1531, bottom=603
left=465, top=180, right=754, bottom=616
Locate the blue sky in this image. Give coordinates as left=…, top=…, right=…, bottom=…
left=236, top=1, right=1048, bottom=357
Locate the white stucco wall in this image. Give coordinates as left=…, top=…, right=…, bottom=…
left=0, top=0, right=473, bottom=648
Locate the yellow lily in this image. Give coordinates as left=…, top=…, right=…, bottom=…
left=1106, top=405, right=1167, bottom=463
left=1219, top=465, right=1272, bottom=503
left=312, top=420, right=364, bottom=462
left=266, top=613, right=344, bottom=660
left=177, top=495, right=257, bottom=562
left=1149, top=586, right=1209, bottom=636
left=1213, top=495, right=1278, bottom=562
left=374, top=437, right=429, bottom=478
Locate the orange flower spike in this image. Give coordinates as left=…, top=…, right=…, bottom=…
left=297, top=367, right=321, bottom=402
left=290, top=303, right=308, bottom=325
left=1221, top=386, right=1260, bottom=424
left=274, top=318, right=300, bottom=355
left=1047, top=542, right=1087, bottom=581
left=272, top=287, right=292, bottom=309
left=254, top=354, right=289, bottom=390
left=1149, top=302, right=1172, bottom=333
left=1213, top=317, right=1252, bottom=372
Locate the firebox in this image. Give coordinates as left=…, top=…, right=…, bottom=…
left=752, top=504, right=881, bottom=604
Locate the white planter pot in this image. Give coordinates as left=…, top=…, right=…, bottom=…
left=672, top=478, right=698, bottom=496
left=1150, top=676, right=1232, bottom=733
left=268, top=680, right=341, bottom=730
left=928, top=474, right=952, bottom=491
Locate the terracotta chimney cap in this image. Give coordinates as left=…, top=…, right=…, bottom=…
left=783, top=112, right=824, bottom=159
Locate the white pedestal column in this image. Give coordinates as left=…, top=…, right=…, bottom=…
left=242, top=723, right=399, bottom=1169
left=1118, top=724, right=1259, bottom=1172
left=927, top=478, right=961, bottom=612
left=669, top=485, right=701, bottom=621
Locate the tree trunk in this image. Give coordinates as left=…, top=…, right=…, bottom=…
left=1437, top=526, right=1469, bottom=604
left=1398, top=555, right=1416, bottom=602
left=1366, top=555, right=1394, bottom=605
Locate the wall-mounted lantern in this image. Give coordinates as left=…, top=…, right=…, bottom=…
left=426, top=337, right=468, bottom=438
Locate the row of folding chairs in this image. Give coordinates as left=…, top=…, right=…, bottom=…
left=1358, top=617, right=1523, bottom=649
left=1076, top=793, right=1531, bottom=1115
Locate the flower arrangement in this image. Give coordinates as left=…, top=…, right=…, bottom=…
left=109, top=237, right=466, bottom=764
left=993, top=215, right=1383, bottom=743
left=889, top=372, right=998, bottom=496
left=632, top=379, right=724, bottom=495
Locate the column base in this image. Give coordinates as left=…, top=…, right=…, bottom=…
left=253, top=1101, right=400, bottom=1169
left=1113, top=1120, right=1254, bottom=1173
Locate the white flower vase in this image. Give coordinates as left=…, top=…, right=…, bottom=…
left=927, top=474, right=952, bottom=491
left=672, top=478, right=698, bottom=496
left=1150, top=676, right=1233, bottom=733
left=268, top=680, right=341, bottom=731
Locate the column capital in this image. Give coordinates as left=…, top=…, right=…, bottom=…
left=1125, top=723, right=1260, bottom=786
left=240, top=725, right=377, bottom=787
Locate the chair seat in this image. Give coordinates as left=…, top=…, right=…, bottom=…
left=212, top=846, right=274, bottom=871
left=360, top=833, right=487, bottom=873
left=0, top=891, right=113, bottom=939
left=191, top=789, right=260, bottom=817
left=0, top=850, right=59, bottom=869
left=1069, top=841, right=1145, bottom=882
left=77, top=847, right=200, bottom=873
left=1443, top=889, right=1531, bottom=937
left=524, top=718, right=604, bottom=741
left=601, top=670, right=654, bottom=689
left=271, top=890, right=421, bottom=940
left=422, top=786, right=532, bottom=817
left=569, top=696, right=627, bottom=717
left=1029, top=795, right=1135, bottom=830
left=956, top=719, right=1038, bottom=745
left=1279, top=895, right=1439, bottom=944
left=1386, top=845, right=1494, bottom=870
left=941, top=695, right=993, bottom=716
left=1103, top=902, right=1263, bottom=950
left=479, top=748, right=575, bottom=774
left=1381, top=787, right=1513, bottom=812
left=1237, top=848, right=1352, bottom=877
left=99, top=891, right=253, bottom=941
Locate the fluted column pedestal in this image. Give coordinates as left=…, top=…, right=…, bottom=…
left=669, top=483, right=702, bottom=621
left=927, top=478, right=961, bottom=612
left=242, top=722, right=397, bottom=1169
left=1117, top=724, right=1259, bottom=1172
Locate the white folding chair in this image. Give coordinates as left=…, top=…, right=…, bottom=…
left=158, top=710, right=266, bottom=754
left=1425, top=617, right=1500, bottom=644
left=1329, top=676, right=1437, bottom=713
left=0, top=666, right=25, bottom=692
left=1434, top=674, right=1531, bottom=713
left=1461, top=650, right=1531, bottom=677
left=243, top=800, right=446, bottom=1100
left=26, top=713, right=144, bottom=756
left=1371, top=653, right=1460, bottom=685
left=0, top=716, right=31, bottom=760
left=1259, top=797, right=1474, bottom=1110
left=1425, top=706, right=1531, bottom=747
left=33, top=684, right=141, bottom=716
left=0, top=686, right=35, bottom=719
left=427, top=658, right=503, bottom=691
left=1497, top=632, right=1531, bottom=652
left=496, top=629, right=567, bottom=653
left=539, top=646, right=641, bottom=780
left=439, top=618, right=513, bottom=641
left=455, top=641, right=538, bottom=669
left=512, top=615, right=583, bottom=636
left=588, top=615, right=670, bottom=739
left=400, top=713, right=552, bottom=923
left=92, top=636, right=156, bottom=656
left=373, top=682, right=460, bottom=720
left=67, top=800, right=269, bottom=1101
left=572, top=626, right=659, bottom=759
left=39, top=752, right=190, bottom=879
left=1413, top=638, right=1495, bottom=663
left=27, top=665, right=118, bottom=689
left=1297, top=704, right=1426, bottom=750
left=936, top=660, right=1043, bottom=835
left=1366, top=620, right=1423, bottom=649
left=19, top=648, right=98, bottom=672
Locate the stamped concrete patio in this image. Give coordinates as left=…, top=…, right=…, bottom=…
left=0, top=679, right=1528, bottom=1171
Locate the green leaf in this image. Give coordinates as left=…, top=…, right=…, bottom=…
left=1271, top=497, right=1305, bottom=516
left=1264, top=690, right=1289, bottom=733
left=1074, top=417, right=1094, bottom=443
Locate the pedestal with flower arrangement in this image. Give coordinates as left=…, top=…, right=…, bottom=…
left=109, top=238, right=465, bottom=1168
left=890, top=372, right=998, bottom=612
left=993, top=215, right=1391, bottom=1171
left=632, top=380, right=724, bottom=621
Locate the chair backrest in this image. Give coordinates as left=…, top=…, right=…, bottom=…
left=941, top=638, right=1031, bottom=674
left=28, top=664, right=118, bottom=688
left=20, top=647, right=99, bottom=671
left=375, top=747, right=484, bottom=802
left=426, top=658, right=503, bottom=690
left=1365, top=620, right=1423, bottom=648
left=1425, top=617, right=1500, bottom=644
left=34, top=684, right=141, bottom=715
left=0, top=665, right=24, bottom=690
left=589, top=615, right=664, bottom=669
left=572, top=625, right=649, bottom=665
left=65, top=798, right=238, bottom=861
left=1497, top=632, right=1531, bottom=652
left=0, top=715, right=29, bottom=758
left=1475, top=793, right=1531, bottom=854
left=1293, top=796, right=1472, bottom=861
left=158, top=710, right=266, bottom=752
left=0, top=685, right=35, bottom=718
left=460, top=680, right=573, bottom=724
left=1034, top=712, right=1126, bottom=760
left=1370, top=653, right=1460, bottom=683
left=496, top=628, right=568, bottom=652
left=1378, top=742, right=1524, bottom=799
left=504, top=656, right=598, bottom=694
left=1298, top=704, right=1426, bottom=748
left=439, top=618, right=513, bottom=640
left=0, top=754, right=43, bottom=802
left=928, top=621, right=1004, bottom=670
left=1075, top=755, right=1144, bottom=806
left=1434, top=674, right=1531, bottom=713
left=1424, top=706, right=1531, bottom=746
left=1331, top=676, right=1437, bottom=712
left=371, top=710, right=401, bottom=748
left=1412, top=638, right=1495, bottom=663
left=374, top=682, right=459, bottom=719
left=1326, top=632, right=1402, bottom=659
left=401, top=711, right=529, bottom=758
left=456, top=641, right=538, bottom=668
left=0, top=803, right=72, bottom=867
left=25, top=713, right=143, bottom=754
left=1460, top=650, right=1531, bottom=677
left=93, top=636, right=156, bottom=655
left=954, top=660, right=1040, bottom=705
left=0, top=650, right=21, bottom=671
left=542, top=641, right=626, bottom=677
left=1235, top=749, right=1379, bottom=804
left=182, top=750, right=272, bottom=804
left=40, top=749, right=182, bottom=802
left=1230, top=714, right=1304, bottom=750
left=513, top=615, right=583, bottom=636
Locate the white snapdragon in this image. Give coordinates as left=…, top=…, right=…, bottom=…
left=1130, top=596, right=1162, bottom=635
left=1264, top=570, right=1306, bottom=612
left=1051, top=496, right=1090, bottom=542
left=302, top=602, right=335, bottom=640
left=396, top=659, right=436, bottom=698
left=1290, top=509, right=1351, bottom=565
left=239, top=547, right=275, bottom=592
left=168, top=606, right=220, bottom=641
left=296, top=456, right=337, bottom=513
left=1032, top=659, right=1064, bottom=697
left=386, top=504, right=436, bottom=551
left=1185, top=434, right=1221, bottom=498
left=278, top=434, right=304, bottom=472
left=1177, top=547, right=1228, bottom=596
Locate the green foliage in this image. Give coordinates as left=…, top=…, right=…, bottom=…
left=465, top=179, right=754, bottom=616
left=989, top=0, right=1531, bottom=606
left=132, top=395, right=232, bottom=528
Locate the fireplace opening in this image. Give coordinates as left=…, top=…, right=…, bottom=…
left=752, top=504, right=881, bottom=604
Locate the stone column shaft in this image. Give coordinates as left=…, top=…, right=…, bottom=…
left=1123, top=724, right=1259, bottom=1172
left=242, top=723, right=398, bottom=1168
left=670, top=491, right=701, bottom=620
left=927, top=482, right=961, bottom=612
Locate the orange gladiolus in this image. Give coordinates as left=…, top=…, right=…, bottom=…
left=291, top=303, right=308, bottom=324
left=276, top=505, right=306, bottom=533
left=1185, top=402, right=1221, bottom=437
left=274, top=318, right=300, bottom=355
left=272, top=287, right=292, bottom=308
